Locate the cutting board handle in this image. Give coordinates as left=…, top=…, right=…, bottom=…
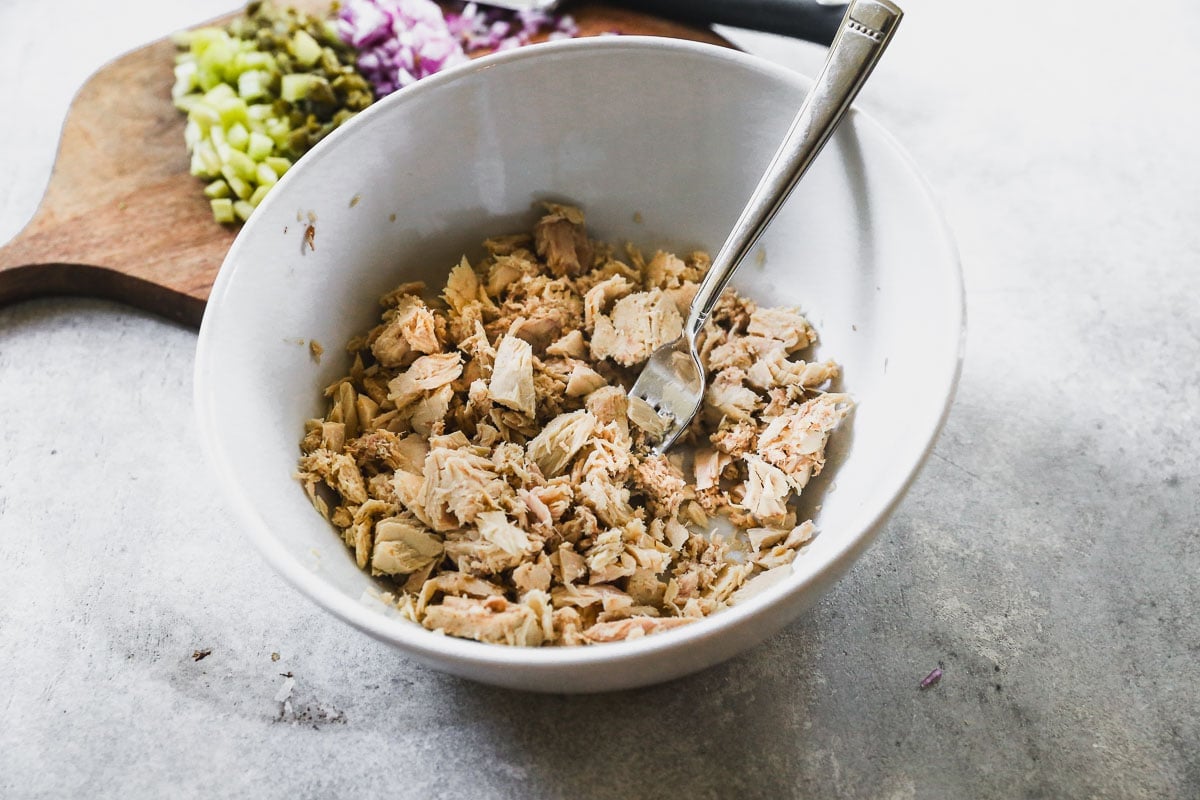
left=0, top=34, right=236, bottom=327
left=0, top=260, right=209, bottom=328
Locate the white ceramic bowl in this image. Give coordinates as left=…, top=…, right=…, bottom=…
left=195, top=36, right=963, bottom=693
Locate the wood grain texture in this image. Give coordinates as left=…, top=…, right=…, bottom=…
left=0, top=2, right=728, bottom=327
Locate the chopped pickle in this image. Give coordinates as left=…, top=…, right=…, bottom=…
left=172, top=1, right=374, bottom=224
left=280, top=73, right=329, bottom=103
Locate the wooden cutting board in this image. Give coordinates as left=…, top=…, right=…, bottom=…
left=0, top=2, right=728, bottom=327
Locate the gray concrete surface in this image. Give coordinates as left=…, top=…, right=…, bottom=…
left=2, top=1, right=1197, bottom=797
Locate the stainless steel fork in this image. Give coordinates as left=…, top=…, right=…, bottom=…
left=628, top=0, right=903, bottom=454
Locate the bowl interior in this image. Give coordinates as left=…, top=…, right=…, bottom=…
left=196, top=37, right=962, bottom=685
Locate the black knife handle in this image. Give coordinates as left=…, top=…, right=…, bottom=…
left=614, top=0, right=848, bottom=46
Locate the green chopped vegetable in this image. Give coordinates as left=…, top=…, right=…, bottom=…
left=210, top=198, right=236, bottom=223
left=255, top=161, right=278, bottom=187
left=226, top=121, right=250, bottom=151
left=233, top=199, right=256, bottom=222
left=172, top=1, right=374, bottom=224
left=203, top=179, right=231, bottom=199
left=247, top=131, right=274, bottom=161
left=226, top=174, right=252, bottom=201
left=290, top=30, right=323, bottom=67
left=237, top=69, right=270, bottom=100
left=264, top=156, right=292, bottom=176
left=279, top=73, right=328, bottom=104
left=248, top=184, right=272, bottom=207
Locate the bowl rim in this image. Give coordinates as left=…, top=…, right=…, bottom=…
left=195, top=34, right=966, bottom=672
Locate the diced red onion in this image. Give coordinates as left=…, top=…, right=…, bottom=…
left=338, top=0, right=468, bottom=96
left=339, top=0, right=579, bottom=98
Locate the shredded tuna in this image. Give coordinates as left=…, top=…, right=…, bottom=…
left=371, top=516, right=443, bottom=576
left=535, top=203, right=593, bottom=277
left=488, top=335, right=536, bottom=416
left=526, top=410, right=597, bottom=478
left=297, top=203, right=851, bottom=646
left=590, top=289, right=683, bottom=366
left=583, top=616, right=695, bottom=643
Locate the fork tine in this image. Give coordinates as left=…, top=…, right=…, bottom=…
left=629, top=336, right=705, bottom=454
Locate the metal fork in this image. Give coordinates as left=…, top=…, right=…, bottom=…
left=629, top=0, right=903, bottom=454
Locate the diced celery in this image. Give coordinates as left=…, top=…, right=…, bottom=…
left=189, top=37, right=223, bottom=68
left=264, top=157, right=291, bottom=176
left=265, top=117, right=291, bottom=142
left=246, top=103, right=274, bottom=122
left=189, top=150, right=209, bottom=178
left=280, top=73, right=328, bottom=103
left=235, top=50, right=276, bottom=73
left=255, top=162, right=278, bottom=187
left=190, top=140, right=222, bottom=177
left=247, top=131, right=274, bottom=161
left=175, top=93, right=200, bottom=113
left=213, top=96, right=249, bottom=127
left=223, top=172, right=252, bottom=200
left=233, top=200, right=255, bottom=221
left=204, top=179, right=231, bottom=199
left=248, top=184, right=271, bottom=207
left=222, top=149, right=257, bottom=181
left=187, top=100, right=220, bottom=127
left=184, top=119, right=202, bottom=149
left=203, top=83, right=237, bottom=104
left=172, top=61, right=198, bottom=100
left=174, top=93, right=201, bottom=114
left=226, top=122, right=250, bottom=151
left=197, top=40, right=237, bottom=90
left=187, top=27, right=227, bottom=51
left=290, top=30, right=322, bottom=67
left=195, top=70, right=221, bottom=92
left=198, top=38, right=236, bottom=74
left=201, top=141, right=223, bottom=174
left=237, top=69, right=269, bottom=101
left=210, top=198, right=235, bottom=224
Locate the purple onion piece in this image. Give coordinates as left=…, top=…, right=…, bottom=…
left=337, top=0, right=580, bottom=98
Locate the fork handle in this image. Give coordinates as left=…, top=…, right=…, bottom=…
left=684, top=0, right=902, bottom=342
left=615, top=0, right=849, bottom=46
